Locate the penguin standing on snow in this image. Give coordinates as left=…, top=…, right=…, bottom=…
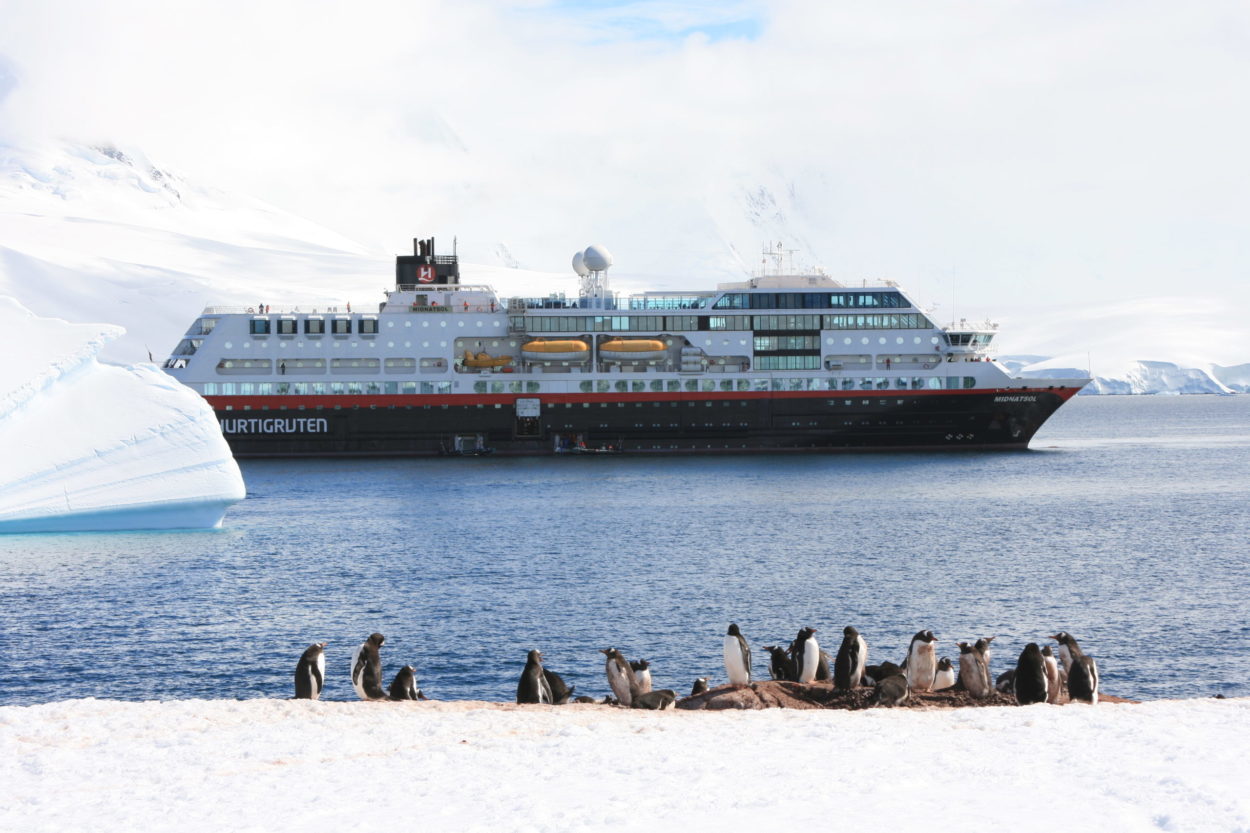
left=957, top=641, right=991, bottom=699
left=517, top=649, right=554, bottom=704
left=630, top=659, right=653, bottom=694
left=388, top=665, right=424, bottom=701
left=1051, top=632, right=1099, bottom=705
left=764, top=646, right=793, bottom=681
left=723, top=624, right=752, bottom=686
left=834, top=626, right=868, bottom=691
left=601, top=647, right=639, bottom=706
left=1013, top=643, right=1050, bottom=705
left=293, top=642, right=327, bottom=700
left=351, top=633, right=387, bottom=700
left=791, top=627, right=820, bottom=684
left=1041, top=646, right=1063, bottom=704
left=933, top=657, right=956, bottom=691
left=904, top=630, right=938, bottom=692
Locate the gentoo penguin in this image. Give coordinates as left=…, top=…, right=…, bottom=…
left=1051, top=632, right=1099, bottom=705
left=1041, top=646, right=1063, bottom=704
left=933, top=657, right=956, bottom=691
left=764, top=646, right=793, bottom=681
left=904, top=630, right=938, bottom=692
left=691, top=677, right=709, bottom=696
left=601, top=647, right=639, bottom=706
left=975, top=636, right=995, bottom=692
left=791, top=627, right=820, bottom=684
left=630, top=659, right=653, bottom=694
left=573, top=695, right=598, bottom=704
left=864, top=661, right=902, bottom=685
left=723, top=624, right=752, bottom=686
left=871, top=673, right=909, bottom=707
left=632, top=689, right=677, bottom=710
left=388, top=665, right=424, bottom=701
left=957, top=641, right=991, bottom=699
left=543, top=668, right=574, bottom=705
left=995, top=669, right=1016, bottom=693
left=351, top=633, right=387, bottom=700
left=517, top=649, right=554, bottom=704
left=294, top=642, right=327, bottom=700
left=816, top=650, right=832, bottom=682
left=834, top=626, right=868, bottom=691
left=1013, top=643, right=1050, bottom=705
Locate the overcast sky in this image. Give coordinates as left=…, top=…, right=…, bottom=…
left=2, top=0, right=1249, bottom=321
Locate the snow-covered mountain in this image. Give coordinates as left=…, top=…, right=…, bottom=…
left=1, top=141, right=1246, bottom=395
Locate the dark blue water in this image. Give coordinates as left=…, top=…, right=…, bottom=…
left=1, top=395, right=1247, bottom=705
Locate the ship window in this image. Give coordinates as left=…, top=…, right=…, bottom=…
left=631, top=381, right=646, bottom=392
left=650, top=380, right=664, bottom=392
left=276, top=319, right=297, bottom=335
left=685, top=380, right=699, bottom=391
left=666, top=380, right=681, bottom=391
left=358, top=318, right=378, bottom=334
left=332, top=319, right=351, bottom=335
left=249, top=318, right=271, bottom=335
left=474, top=381, right=488, bottom=393
left=305, top=318, right=325, bottom=334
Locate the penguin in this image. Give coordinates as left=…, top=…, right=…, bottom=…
left=975, top=636, right=995, bottom=692
left=764, top=646, right=793, bottom=681
left=933, top=657, right=956, bottom=691
left=791, top=627, right=820, bottom=684
left=995, top=669, right=1016, bottom=693
left=833, top=626, right=868, bottom=691
left=517, top=649, right=554, bottom=704
left=631, top=689, right=677, bottom=710
left=388, top=665, right=423, bottom=701
left=904, top=630, right=938, bottom=692
left=816, top=650, right=833, bottom=682
left=864, top=661, right=901, bottom=685
left=1013, top=643, right=1050, bottom=705
left=1041, top=646, right=1063, bottom=704
left=601, top=647, right=639, bottom=706
left=573, top=695, right=598, bottom=704
left=871, top=673, right=909, bottom=707
left=543, top=668, right=575, bottom=705
left=956, top=641, right=991, bottom=699
left=1051, top=633, right=1099, bottom=705
left=690, top=677, right=709, bottom=696
left=630, top=659, right=653, bottom=694
left=723, top=624, right=752, bottom=686
left=351, top=632, right=387, bottom=700
left=293, top=642, right=327, bottom=700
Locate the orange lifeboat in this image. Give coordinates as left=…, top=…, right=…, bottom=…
left=599, top=339, right=666, bottom=361
left=521, top=339, right=590, bottom=362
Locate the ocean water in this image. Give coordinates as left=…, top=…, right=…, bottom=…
left=1, top=394, right=1247, bottom=706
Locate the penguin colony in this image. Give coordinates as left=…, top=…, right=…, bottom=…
left=293, top=626, right=1101, bottom=709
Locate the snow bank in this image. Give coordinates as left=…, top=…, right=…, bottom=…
left=0, top=296, right=244, bottom=532
left=1, top=697, right=1246, bottom=832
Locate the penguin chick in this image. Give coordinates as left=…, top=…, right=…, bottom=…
left=631, top=689, right=677, bottom=710
left=957, top=641, right=991, bottom=699
left=388, top=665, right=423, bottom=701
left=764, top=646, right=794, bottom=681
left=294, top=642, right=327, bottom=701
left=543, top=668, right=574, bottom=705
left=691, top=677, right=709, bottom=696
left=630, top=659, right=653, bottom=694
left=600, top=648, right=638, bottom=706
left=871, top=673, right=910, bottom=707
left=932, top=657, right=956, bottom=691
left=904, top=630, right=938, bottom=692
left=1041, top=646, right=1063, bottom=704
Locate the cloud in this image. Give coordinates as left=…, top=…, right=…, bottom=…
left=1, top=0, right=1249, bottom=315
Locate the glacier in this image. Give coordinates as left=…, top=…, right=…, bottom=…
left=0, top=296, right=245, bottom=533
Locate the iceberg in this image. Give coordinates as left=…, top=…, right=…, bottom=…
left=0, top=296, right=245, bottom=532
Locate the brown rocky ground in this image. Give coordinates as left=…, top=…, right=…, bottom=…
left=677, top=680, right=1137, bottom=710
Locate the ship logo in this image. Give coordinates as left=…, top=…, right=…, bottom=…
left=417, top=264, right=436, bottom=283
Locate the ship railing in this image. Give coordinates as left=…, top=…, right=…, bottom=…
left=507, top=295, right=711, bottom=312
left=202, top=305, right=358, bottom=315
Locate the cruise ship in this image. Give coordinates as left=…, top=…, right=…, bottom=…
left=162, top=237, right=1088, bottom=457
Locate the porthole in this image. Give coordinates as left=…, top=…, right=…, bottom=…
left=896, top=337, right=904, bottom=344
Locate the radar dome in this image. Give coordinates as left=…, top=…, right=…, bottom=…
left=572, top=251, right=590, bottom=277
left=582, top=244, right=613, bottom=272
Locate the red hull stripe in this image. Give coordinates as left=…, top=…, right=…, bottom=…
left=206, top=386, right=1080, bottom=410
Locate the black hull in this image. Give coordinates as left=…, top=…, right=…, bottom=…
left=211, top=388, right=1079, bottom=458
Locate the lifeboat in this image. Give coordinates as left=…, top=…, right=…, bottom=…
left=599, top=339, right=666, bottom=361
left=521, top=339, right=590, bottom=362
left=462, top=350, right=514, bottom=368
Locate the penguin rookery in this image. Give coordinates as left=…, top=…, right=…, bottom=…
left=162, top=236, right=1089, bottom=457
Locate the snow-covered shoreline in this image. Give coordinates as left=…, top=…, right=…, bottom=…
left=3, top=697, right=1247, bottom=832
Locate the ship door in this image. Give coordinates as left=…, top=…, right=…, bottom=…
left=515, top=397, right=542, bottom=438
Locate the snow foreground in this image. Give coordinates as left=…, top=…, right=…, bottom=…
left=0, top=297, right=244, bottom=532
left=1, top=698, right=1245, bottom=833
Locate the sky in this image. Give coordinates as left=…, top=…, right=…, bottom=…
left=1, top=0, right=1249, bottom=325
